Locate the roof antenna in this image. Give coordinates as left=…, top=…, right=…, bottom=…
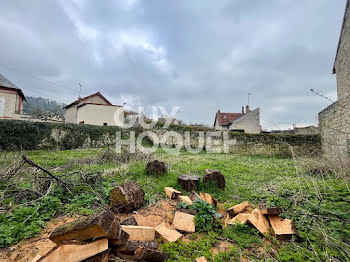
left=78, top=82, right=82, bottom=99
left=248, top=92, right=252, bottom=106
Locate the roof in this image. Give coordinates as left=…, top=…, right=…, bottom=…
left=215, top=112, right=242, bottom=126
left=333, top=0, right=349, bottom=74
left=77, top=102, right=121, bottom=108
left=64, top=92, right=113, bottom=109
left=0, top=73, right=27, bottom=101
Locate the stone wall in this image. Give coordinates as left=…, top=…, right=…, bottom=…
left=319, top=0, right=350, bottom=164
left=0, top=120, right=320, bottom=157
left=319, top=100, right=350, bottom=164
left=151, top=128, right=320, bottom=157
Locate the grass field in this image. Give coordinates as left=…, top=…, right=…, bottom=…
left=0, top=148, right=349, bottom=261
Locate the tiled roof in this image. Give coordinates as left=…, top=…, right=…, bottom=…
left=0, top=73, right=27, bottom=101
left=64, top=92, right=113, bottom=109
left=215, top=112, right=242, bottom=126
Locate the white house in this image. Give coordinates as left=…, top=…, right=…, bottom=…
left=0, top=74, right=26, bottom=119
left=64, top=92, right=124, bottom=126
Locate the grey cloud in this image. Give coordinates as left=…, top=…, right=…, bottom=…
left=0, top=0, right=346, bottom=128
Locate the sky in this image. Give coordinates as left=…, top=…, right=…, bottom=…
left=0, top=0, right=346, bottom=130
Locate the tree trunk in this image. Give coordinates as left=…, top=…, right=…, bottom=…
left=177, top=174, right=200, bottom=191
left=110, top=181, right=145, bottom=213
left=203, top=169, right=226, bottom=189
left=146, top=160, right=167, bottom=176
left=50, top=211, right=120, bottom=245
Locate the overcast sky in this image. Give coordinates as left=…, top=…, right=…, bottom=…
left=0, top=0, right=346, bottom=129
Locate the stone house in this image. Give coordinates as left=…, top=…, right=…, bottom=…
left=64, top=92, right=124, bottom=126
left=318, top=0, right=350, bottom=164
left=214, top=105, right=261, bottom=134
left=0, top=74, right=26, bottom=119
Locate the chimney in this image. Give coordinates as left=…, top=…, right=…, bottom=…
left=242, top=106, right=245, bottom=115
left=246, top=105, right=250, bottom=113
left=218, top=109, right=220, bottom=113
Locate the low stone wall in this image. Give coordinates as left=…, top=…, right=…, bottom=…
left=151, top=129, right=320, bottom=157
left=0, top=120, right=320, bottom=157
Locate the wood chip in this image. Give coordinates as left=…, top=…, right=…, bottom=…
left=227, top=201, right=249, bottom=217
left=172, top=211, right=195, bottom=233
left=247, top=208, right=270, bottom=235
left=178, top=195, right=193, bottom=205
left=155, top=223, right=183, bottom=242
left=268, top=215, right=297, bottom=238
left=164, top=187, right=182, bottom=199
left=120, top=226, right=155, bottom=241
left=41, top=238, right=108, bottom=262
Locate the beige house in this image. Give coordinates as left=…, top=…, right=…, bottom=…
left=64, top=92, right=124, bottom=126
left=0, top=74, right=26, bottom=119
left=318, top=0, right=350, bottom=164
left=214, top=105, right=261, bottom=134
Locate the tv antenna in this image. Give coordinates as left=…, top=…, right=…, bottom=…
left=248, top=92, right=252, bottom=105
left=78, top=83, right=82, bottom=98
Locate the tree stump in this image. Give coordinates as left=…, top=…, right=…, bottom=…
left=146, top=160, right=167, bottom=176
left=110, top=181, right=145, bottom=213
left=177, top=174, right=200, bottom=191
left=203, top=169, right=226, bottom=189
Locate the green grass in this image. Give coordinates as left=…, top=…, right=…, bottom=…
left=0, top=148, right=349, bottom=261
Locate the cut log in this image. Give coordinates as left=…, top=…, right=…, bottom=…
left=82, top=248, right=110, bottom=262
left=114, top=240, right=159, bottom=254
left=164, top=187, right=182, bottom=199
left=178, top=195, right=193, bottom=205
left=227, top=201, right=249, bottom=217
left=110, top=181, right=145, bottom=213
left=177, top=174, right=200, bottom=191
left=108, top=229, right=130, bottom=246
left=203, top=169, right=226, bottom=189
left=196, top=256, right=208, bottom=262
left=49, top=211, right=119, bottom=245
left=199, top=192, right=215, bottom=205
left=41, top=238, right=108, bottom=262
left=120, top=226, right=155, bottom=241
left=243, top=206, right=254, bottom=214
left=247, top=208, right=270, bottom=235
left=268, top=215, right=297, bottom=239
left=260, top=208, right=283, bottom=216
left=146, top=160, right=167, bottom=176
left=176, top=208, right=196, bottom=216
left=228, top=213, right=250, bottom=225
left=134, top=246, right=169, bottom=262
left=155, top=223, right=183, bottom=242
left=172, top=211, right=195, bottom=233
left=121, top=216, right=138, bottom=226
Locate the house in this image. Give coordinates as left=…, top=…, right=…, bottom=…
left=214, top=105, right=261, bottom=134
left=64, top=92, right=124, bottom=126
left=318, top=0, right=350, bottom=164
left=0, top=74, right=26, bottom=119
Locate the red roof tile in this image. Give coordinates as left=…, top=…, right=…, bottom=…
left=215, top=112, right=242, bottom=126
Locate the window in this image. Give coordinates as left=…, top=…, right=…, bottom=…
left=103, top=123, right=108, bottom=126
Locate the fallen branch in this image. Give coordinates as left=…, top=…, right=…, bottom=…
left=22, top=155, right=69, bottom=190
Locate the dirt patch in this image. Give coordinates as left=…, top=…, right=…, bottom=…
left=0, top=216, right=76, bottom=262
